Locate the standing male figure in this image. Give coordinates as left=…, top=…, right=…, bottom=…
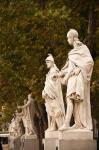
left=42, top=54, right=65, bottom=131
left=18, top=93, right=36, bottom=136
left=59, top=29, right=94, bottom=130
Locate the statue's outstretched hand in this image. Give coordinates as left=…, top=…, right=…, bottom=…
left=61, top=75, right=68, bottom=85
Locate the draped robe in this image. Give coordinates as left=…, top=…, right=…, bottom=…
left=43, top=64, right=65, bottom=128
left=61, top=44, right=94, bottom=130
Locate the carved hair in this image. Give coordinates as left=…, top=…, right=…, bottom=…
left=67, top=29, right=78, bottom=38
left=67, top=29, right=82, bottom=46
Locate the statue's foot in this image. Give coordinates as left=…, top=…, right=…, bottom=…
left=49, top=128, right=56, bottom=132
left=59, top=124, right=70, bottom=131
left=46, top=127, right=56, bottom=132
left=70, top=124, right=76, bottom=129
left=28, top=132, right=34, bottom=135
left=70, top=124, right=85, bottom=130
left=45, top=128, right=50, bottom=132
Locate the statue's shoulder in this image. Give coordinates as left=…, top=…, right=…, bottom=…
left=68, top=48, right=74, bottom=53
left=52, top=65, right=59, bottom=73
left=50, top=68, right=56, bottom=74
left=68, top=48, right=76, bottom=55
left=80, top=43, right=88, bottom=49
left=79, top=44, right=91, bottom=54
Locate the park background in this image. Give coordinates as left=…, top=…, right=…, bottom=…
left=0, top=0, right=99, bottom=143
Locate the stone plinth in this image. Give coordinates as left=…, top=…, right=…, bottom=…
left=43, top=131, right=59, bottom=150
left=59, top=129, right=93, bottom=140
left=43, top=138, right=57, bottom=150
left=9, top=136, right=21, bottom=150
left=43, top=130, right=97, bottom=150
left=58, top=129, right=97, bottom=150
left=21, top=135, right=39, bottom=150
left=45, top=131, right=59, bottom=139
left=58, top=140, right=97, bottom=150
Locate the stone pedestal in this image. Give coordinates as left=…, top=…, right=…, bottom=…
left=21, top=134, right=39, bottom=150
left=59, top=129, right=93, bottom=140
left=58, top=129, right=97, bottom=150
left=58, top=140, right=96, bottom=150
left=43, top=131, right=59, bottom=150
left=9, top=136, right=21, bottom=150
left=43, top=129, right=97, bottom=150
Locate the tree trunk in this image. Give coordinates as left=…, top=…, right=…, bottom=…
left=34, top=101, right=47, bottom=150
left=84, top=5, right=97, bottom=60
left=39, top=0, right=47, bottom=9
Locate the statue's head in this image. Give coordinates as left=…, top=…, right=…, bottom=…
left=24, top=99, right=27, bottom=104
left=67, top=29, right=79, bottom=45
left=28, top=93, right=33, bottom=100
left=45, top=54, right=54, bottom=69
left=15, top=110, right=18, bottom=116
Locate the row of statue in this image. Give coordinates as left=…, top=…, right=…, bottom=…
left=42, top=29, right=94, bottom=132
left=9, top=29, right=94, bottom=138
left=9, top=93, right=36, bottom=137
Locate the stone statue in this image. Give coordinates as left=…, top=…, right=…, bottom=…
left=59, top=29, right=94, bottom=130
left=9, top=110, right=23, bottom=150
left=9, top=110, right=22, bottom=137
left=18, top=93, right=36, bottom=136
left=42, top=54, right=65, bottom=131
left=9, top=117, right=16, bottom=136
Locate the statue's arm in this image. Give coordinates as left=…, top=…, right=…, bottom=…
left=58, top=61, right=69, bottom=77
left=18, top=100, right=31, bottom=109
left=42, top=90, right=48, bottom=99
left=63, top=61, right=81, bottom=81
left=61, top=61, right=72, bottom=77
left=51, top=71, right=59, bottom=80
left=61, top=60, right=69, bottom=70
left=22, top=100, right=31, bottom=108
left=61, top=61, right=75, bottom=84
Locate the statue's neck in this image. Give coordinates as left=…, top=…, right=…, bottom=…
left=73, top=40, right=82, bottom=49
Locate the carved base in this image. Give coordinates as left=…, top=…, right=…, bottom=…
left=59, top=129, right=93, bottom=140
left=9, top=136, right=21, bottom=150
left=45, top=130, right=59, bottom=139
left=43, top=130, right=97, bottom=150
left=58, top=140, right=97, bottom=150
left=21, top=134, right=39, bottom=150
left=43, top=138, right=57, bottom=150
left=58, top=130, right=97, bottom=150
left=43, top=131, right=59, bottom=150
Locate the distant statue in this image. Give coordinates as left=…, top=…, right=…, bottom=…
left=9, top=110, right=22, bottom=137
left=42, top=54, right=65, bottom=131
left=59, top=29, right=94, bottom=130
left=18, top=93, right=36, bottom=136
left=9, top=117, right=16, bottom=136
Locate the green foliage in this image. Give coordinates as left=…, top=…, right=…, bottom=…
left=91, top=59, right=99, bottom=122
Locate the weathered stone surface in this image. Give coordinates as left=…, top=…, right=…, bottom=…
left=45, top=131, right=59, bottom=139
left=57, top=139, right=97, bottom=150
left=59, top=129, right=93, bottom=140
left=21, top=135, right=39, bottom=150
left=9, top=136, right=21, bottom=150
left=43, top=139, right=57, bottom=150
